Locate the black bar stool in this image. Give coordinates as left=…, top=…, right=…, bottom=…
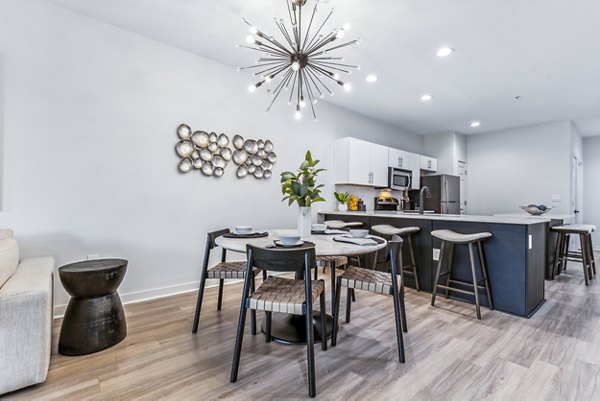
left=551, top=224, right=596, bottom=285
left=371, top=224, right=421, bottom=291
left=431, top=229, right=493, bottom=319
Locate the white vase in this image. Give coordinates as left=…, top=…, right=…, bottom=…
left=338, top=202, right=348, bottom=212
left=297, top=206, right=312, bottom=239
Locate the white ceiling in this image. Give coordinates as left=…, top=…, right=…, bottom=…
left=47, top=0, right=600, bottom=136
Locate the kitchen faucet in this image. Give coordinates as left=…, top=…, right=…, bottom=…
left=419, top=186, right=431, bottom=215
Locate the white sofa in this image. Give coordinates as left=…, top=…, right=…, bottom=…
left=0, top=229, right=55, bottom=395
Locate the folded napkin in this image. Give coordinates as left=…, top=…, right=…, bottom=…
left=333, top=235, right=378, bottom=246
left=324, top=229, right=347, bottom=235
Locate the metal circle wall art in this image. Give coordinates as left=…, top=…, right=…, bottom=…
left=175, top=124, right=276, bottom=180
left=229, top=134, right=276, bottom=180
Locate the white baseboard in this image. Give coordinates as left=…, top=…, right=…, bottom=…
left=53, top=278, right=242, bottom=318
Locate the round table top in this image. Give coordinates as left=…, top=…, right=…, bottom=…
left=59, top=258, right=128, bottom=274
left=214, top=230, right=387, bottom=256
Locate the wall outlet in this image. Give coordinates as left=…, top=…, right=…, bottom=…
left=87, top=254, right=100, bottom=260
left=432, top=248, right=440, bottom=261
left=551, top=193, right=562, bottom=202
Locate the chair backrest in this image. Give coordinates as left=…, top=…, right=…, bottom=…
left=207, top=228, right=231, bottom=249
left=246, top=243, right=316, bottom=273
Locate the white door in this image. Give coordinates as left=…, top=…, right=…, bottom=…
left=457, top=161, right=467, bottom=214
left=370, top=143, right=390, bottom=187
left=347, top=138, right=371, bottom=186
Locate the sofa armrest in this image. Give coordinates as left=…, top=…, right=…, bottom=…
left=0, top=256, right=55, bottom=395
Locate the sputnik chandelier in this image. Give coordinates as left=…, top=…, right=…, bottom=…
left=238, top=0, right=360, bottom=121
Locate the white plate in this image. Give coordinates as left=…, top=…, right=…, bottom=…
left=274, top=240, right=304, bottom=248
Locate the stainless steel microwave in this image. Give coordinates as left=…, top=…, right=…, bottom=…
left=388, top=167, right=412, bottom=190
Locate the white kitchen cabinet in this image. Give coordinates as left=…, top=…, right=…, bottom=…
left=410, top=153, right=421, bottom=189
left=334, top=138, right=389, bottom=187
left=388, top=148, right=412, bottom=170
left=420, top=155, right=438, bottom=172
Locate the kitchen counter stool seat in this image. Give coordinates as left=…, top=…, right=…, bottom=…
left=371, top=224, right=421, bottom=291
left=431, top=229, right=493, bottom=319
left=551, top=224, right=596, bottom=285
left=323, top=220, right=364, bottom=230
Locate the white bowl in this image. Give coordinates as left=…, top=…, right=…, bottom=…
left=312, top=224, right=327, bottom=232
left=349, top=229, right=369, bottom=238
left=279, top=233, right=301, bottom=245
left=235, top=226, right=253, bottom=235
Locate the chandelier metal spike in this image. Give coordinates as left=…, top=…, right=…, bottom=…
left=238, top=0, right=360, bottom=121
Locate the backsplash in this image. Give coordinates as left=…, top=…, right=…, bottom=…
left=334, top=185, right=404, bottom=211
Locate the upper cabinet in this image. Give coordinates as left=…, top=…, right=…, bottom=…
left=334, top=138, right=389, bottom=187
left=420, top=155, right=438, bottom=172
left=334, top=137, right=438, bottom=188
left=388, top=148, right=413, bottom=170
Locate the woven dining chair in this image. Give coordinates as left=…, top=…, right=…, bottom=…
left=192, top=228, right=263, bottom=334
left=230, top=243, right=327, bottom=398
left=331, top=235, right=407, bottom=363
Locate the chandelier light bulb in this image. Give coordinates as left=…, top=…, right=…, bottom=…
left=265, top=76, right=272, bottom=83
left=333, top=73, right=340, bottom=80
left=343, top=83, right=352, bottom=91
left=291, top=62, right=301, bottom=71
left=246, top=35, right=256, bottom=44
left=336, top=29, right=346, bottom=39
left=343, top=22, right=351, bottom=31
left=250, top=27, right=258, bottom=34
left=300, top=99, right=306, bottom=108
left=248, top=85, right=256, bottom=93
left=295, top=110, right=302, bottom=120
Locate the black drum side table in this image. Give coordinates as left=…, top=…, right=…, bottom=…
left=58, top=259, right=128, bottom=356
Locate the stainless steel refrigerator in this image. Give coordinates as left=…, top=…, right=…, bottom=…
left=421, top=174, right=461, bottom=214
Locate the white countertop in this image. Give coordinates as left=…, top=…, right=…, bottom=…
left=319, top=210, right=551, bottom=225
left=493, top=213, right=576, bottom=221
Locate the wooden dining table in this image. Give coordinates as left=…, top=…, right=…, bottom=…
left=215, top=229, right=387, bottom=344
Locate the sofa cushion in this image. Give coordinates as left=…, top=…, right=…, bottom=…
left=0, top=234, right=19, bottom=289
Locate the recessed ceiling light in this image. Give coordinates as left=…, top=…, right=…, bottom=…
left=436, top=46, right=454, bottom=58
left=420, top=94, right=433, bottom=102
left=469, top=121, right=481, bottom=128
left=366, top=74, right=378, bottom=83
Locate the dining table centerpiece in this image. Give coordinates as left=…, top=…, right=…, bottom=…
left=280, top=151, right=326, bottom=239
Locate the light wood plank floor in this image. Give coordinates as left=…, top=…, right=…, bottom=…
left=4, top=256, right=600, bottom=401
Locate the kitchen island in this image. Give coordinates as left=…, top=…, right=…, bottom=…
left=318, top=211, right=550, bottom=318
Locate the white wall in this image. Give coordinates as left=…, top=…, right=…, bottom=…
left=583, top=136, right=600, bottom=249
left=0, top=0, right=423, bottom=312
left=0, top=52, right=4, bottom=209
left=467, top=121, right=573, bottom=215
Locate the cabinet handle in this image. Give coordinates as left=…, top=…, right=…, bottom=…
left=427, top=160, right=431, bottom=169
left=398, top=157, right=403, bottom=168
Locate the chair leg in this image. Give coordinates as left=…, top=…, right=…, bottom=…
left=230, top=299, right=248, bottom=383
left=587, top=234, right=597, bottom=275
left=431, top=241, right=446, bottom=306
left=398, top=248, right=406, bottom=297
left=391, top=277, right=406, bottom=363
left=468, top=243, right=482, bottom=319
left=330, top=263, right=336, bottom=314
left=580, top=234, right=591, bottom=285
left=217, top=279, right=224, bottom=311
left=345, top=287, right=352, bottom=323
left=399, top=281, right=408, bottom=333
left=250, top=272, right=257, bottom=335
left=332, top=279, right=342, bottom=347
left=265, top=311, right=272, bottom=343
left=314, top=266, right=318, bottom=280
left=192, top=270, right=208, bottom=333
left=563, top=234, right=570, bottom=272
left=305, top=304, right=316, bottom=397
left=583, top=234, right=594, bottom=280
left=408, top=235, right=420, bottom=291
left=351, top=288, right=356, bottom=302
left=477, top=241, right=494, bottom=310
left=445, top=243, right=454, bottom=299
left=552, top=232, right=563, bottom=278
left=319, top=288, right=327, bottom=351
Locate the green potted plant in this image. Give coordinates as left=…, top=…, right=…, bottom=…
left=280, top=151, right=326, bottom=238
left=333, top=191, right=350, bottom=212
